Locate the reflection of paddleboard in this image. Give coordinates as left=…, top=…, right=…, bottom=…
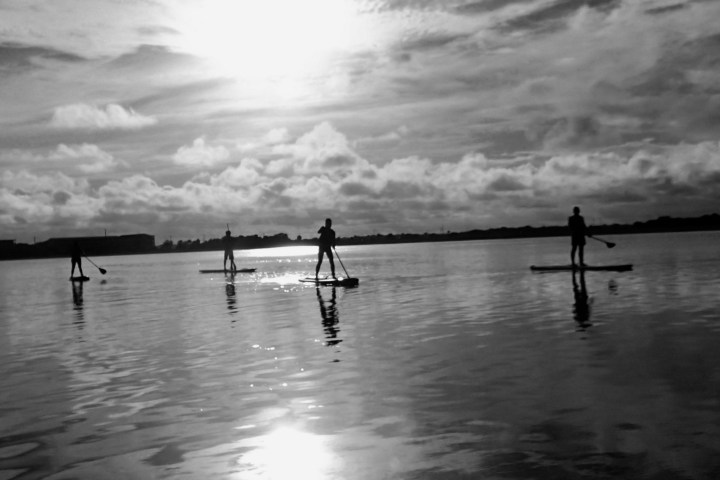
left=299, top=277, right=359, bottom=287
left=69, top=276, right=90, bottom=282
left=530, top=264, right=632, bottom=272
left=199, top=268, right=256, bottom=274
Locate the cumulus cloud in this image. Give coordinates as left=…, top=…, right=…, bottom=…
left=3, top=122, right=720, bottom=239
left=203, top=158, right=264, bottom=188
left=173, top=137, right=230, bottom=168
left=270, top=121, right=366, bottom=176
left=50, top=103, right=157, bottom=130
left=50, top=143, right=121, bottom=173
left=0, top=170, right=99, bottom=230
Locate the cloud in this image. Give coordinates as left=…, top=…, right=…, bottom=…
left=354, top=125, right=409, bottom=146
left=0, top=1, right=172, bottom=59
left=173, top=137, right=230, bottom=168
left=203, top=158, right=264, bottom=188
left=238, top=127, right=291, bottom=153
left=0, top=43, right=85, bottom=72
left=270, top=121, right=367, bottom=176
left=0, top=170, right=99, bottom=230
left=50, top=144, right=121, bottom=173
left=49, top=103, right=157, bottom=130
left=99, top=175, right=196, bottom=214
left=1, top=169, right=89, bottom=195
left=499, top=0, right=621, bottom=34
left=3, top=118, right=720, bottom=240
left=0, top=143, right=120, bottom=174
left=262, top=128, right=291, bottom=145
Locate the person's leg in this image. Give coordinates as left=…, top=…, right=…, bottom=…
left=578, top=244, right=585, bottom=266
left=571, top=244, right=577, bottom=266
left=230, top=253, right=237, bottom=272
left=78, top=259, right=84, bottom=276
left=327, top=249, right=336, bottom=278
left=224, top=251, right=229, bottom=271
left=315, top=250, right=324, bottom=277
left=71, top=258, right=76, bottom=277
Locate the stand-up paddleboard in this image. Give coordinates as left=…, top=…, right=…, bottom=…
left=69, top=276, right=90, bottom=282
left=530, top=264, right=632, bottom=272
left=199, top=268, right=256, bottom=274
left=299, top=276, right=359, bottom=287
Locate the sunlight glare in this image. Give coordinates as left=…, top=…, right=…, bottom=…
left=237, top=426, right=337, bottom=479
left=242, top=245, right=317, bottom=258
left=176, top=0, right=362, bottom=83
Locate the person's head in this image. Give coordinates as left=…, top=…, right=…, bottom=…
left=325, top=218, right=332, bottom=227
left=225, top=230, right=231, bottom=236
left=573, top=206, right=580, bottom=215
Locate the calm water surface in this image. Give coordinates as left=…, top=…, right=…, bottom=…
left=1, top=232, right=720, bottom=479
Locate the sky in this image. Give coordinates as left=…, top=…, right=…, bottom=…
left=1, top=0, right=720, bottom=243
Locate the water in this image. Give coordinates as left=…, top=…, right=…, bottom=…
left=1, top=232, right=719, bottom=479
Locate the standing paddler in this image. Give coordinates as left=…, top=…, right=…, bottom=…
left=70, top=240, right=85, bottom=278
left=569, top=206, right=589, bottom=267
left=222, top=227, right=237, bottom=273
left=315, top=218, right=336, bottom=279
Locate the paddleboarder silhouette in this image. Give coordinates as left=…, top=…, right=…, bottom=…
left=569, top=206, right=589, bottom=267
left=222, top=229, right=237, bottom=273
left=70, top=241, right=85, bottom=278
left=315, top=218, right=336, bottom=279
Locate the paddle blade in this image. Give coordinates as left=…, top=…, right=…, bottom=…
left=607, top=243, right=616, bottom=249
left=99, top=268, right=107, bottom=274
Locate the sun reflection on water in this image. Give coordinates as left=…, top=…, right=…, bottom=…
left=242, top=246, right=317, bottom=258
left=236, top=426, right=338, bottom=479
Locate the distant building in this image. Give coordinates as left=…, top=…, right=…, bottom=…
left=41, top=234, right=155, bottom=256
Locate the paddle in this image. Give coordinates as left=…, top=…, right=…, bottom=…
left=589, top=235, right=616, bottom=249
left=84, top=255, right=107, bottom=275
left=333, top=247, right=353, bottom=279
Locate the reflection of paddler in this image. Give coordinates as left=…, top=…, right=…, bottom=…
left=71, top=280, right=85, bottom=327
left=70, top=241, right=85, bottom=278
left=572, top=270, right=591, bottom=327
left=316, top=287, right=340, bottom=346
left=225, top=279, right=237, bottom=314
left=72, top=281, right=84, bottom=306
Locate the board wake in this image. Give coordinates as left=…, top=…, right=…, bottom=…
left=530, top=264, right=632, bottom=272
left=299, top=276, right=359, bottom=287
left=199, top=268, right=256, bottom=274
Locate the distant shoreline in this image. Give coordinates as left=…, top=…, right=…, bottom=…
left=2, top=213, right=719, bottom=261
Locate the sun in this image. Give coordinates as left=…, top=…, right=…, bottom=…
left=174, top=0, right=363, bottom=86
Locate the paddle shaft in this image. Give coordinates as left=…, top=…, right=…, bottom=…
left=589, top=235, right=615, bottom=248
left=83, top=254, right=107, bottom=274
left=333, top=247, right=352, bottom=278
